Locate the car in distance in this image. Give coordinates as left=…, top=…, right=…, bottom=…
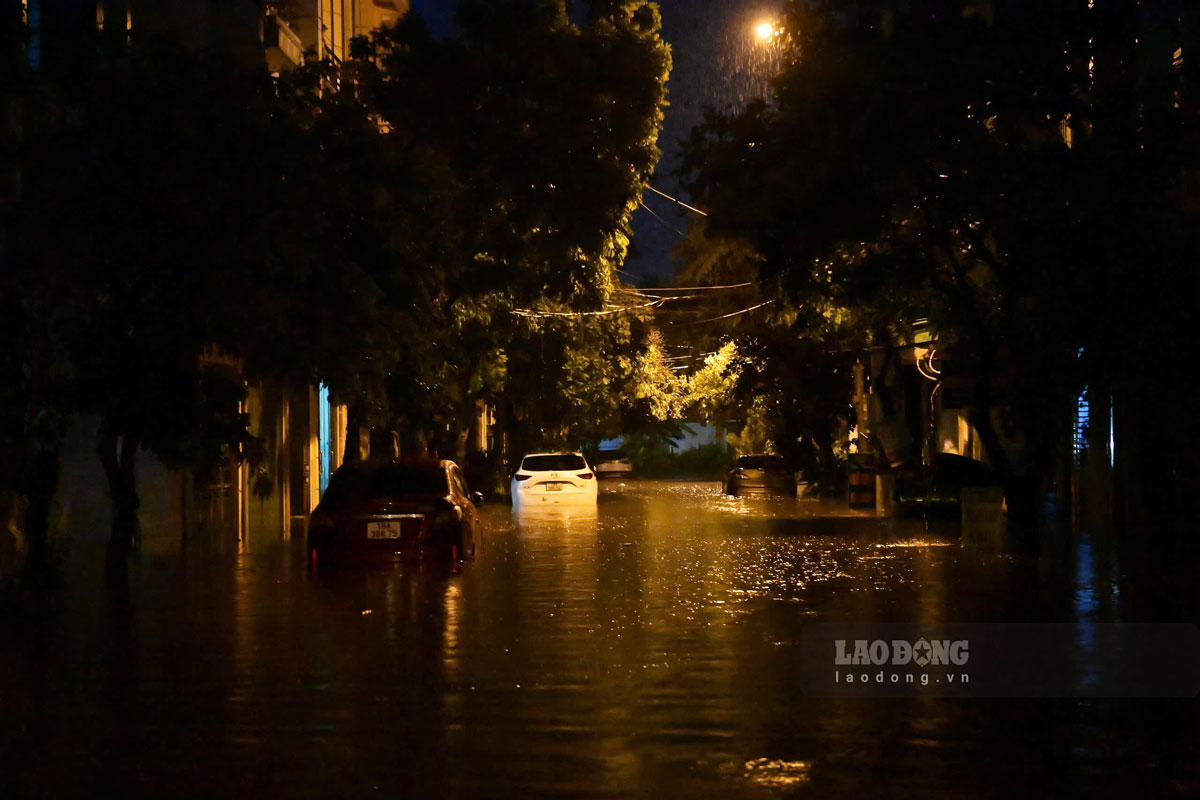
left=511, top=452, right=598, bottom=508
left=307, top=458, right=482, bottom=566
left=592, top=449, right=633, bottom=480
left=724, top=454, right=797, bottom=497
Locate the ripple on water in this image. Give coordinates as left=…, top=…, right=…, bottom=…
left=743, top=758, right=814, bottom=788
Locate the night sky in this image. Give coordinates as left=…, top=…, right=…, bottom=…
left=410, top=0, right=785, bottom=283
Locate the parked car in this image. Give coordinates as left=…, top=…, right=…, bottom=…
left=895, top=453, right=1000, bottom=519
left=307, top=458, right=482, bottom=565
left=724, top=454, right=797, bottom=497
left=511, top=452, right=598, bottom=508
left=592, top=449, right=634, bottom=480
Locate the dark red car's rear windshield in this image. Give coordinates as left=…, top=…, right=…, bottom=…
left=323, top=461, right=447, bottom=503
left=736, top=455, right=790, bottom=470
left=521, top=454, right=587, bottom=472
left=374, top=463, right=448, bottom=496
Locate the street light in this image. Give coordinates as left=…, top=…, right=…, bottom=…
left=754, top=21, right=777, bottom=41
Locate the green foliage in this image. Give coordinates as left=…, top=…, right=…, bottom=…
left=633, top=329, right=683, bottom=421
left=633, top=328, right=742, bottom=424
left=686, top=342, right=742, bottom=421
left=4, top=1, right=675, bottom=548
left=671, top=208, right=854, bottom=495
left=314, top=1, right=672, bottom=458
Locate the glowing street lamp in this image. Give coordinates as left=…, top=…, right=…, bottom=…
left=754, top=20, right=777, bottom=41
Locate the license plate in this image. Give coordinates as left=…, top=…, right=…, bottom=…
left=546, top=482, right=563, bottom=492
left=367, top=521, right=402, bottom=539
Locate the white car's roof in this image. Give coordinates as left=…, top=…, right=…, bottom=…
left=521, top=451, right=582, bottom=457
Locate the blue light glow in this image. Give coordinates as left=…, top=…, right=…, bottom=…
left=319, top=384, right=332, bottom=493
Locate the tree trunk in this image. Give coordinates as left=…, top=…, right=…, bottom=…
left=452, top=385, right=479, bottom=465
left=21, top=446, right=60, bottom=586
left=814, top=429, right=838, bottom=497
left=99, top=430, right=140, bottom=569
left=343, top=403, right=365, bottom=464
left=490, top=400, right=512, bottom=496
left=368, top=423, right=399, bottom=461
left=454, top=426, right=470, bottom=464
left=968, top=341, right=1038, bottom=529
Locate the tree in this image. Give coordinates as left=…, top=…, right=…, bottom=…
left=681, top=1, right=1172, bottom=521
left=668, top=219, right=856, bottom=493
left=316, top=1, right=672, bottom=469
left=5, top=0, right=677, bottom=575
left=10, top=40, right=396, bottom=565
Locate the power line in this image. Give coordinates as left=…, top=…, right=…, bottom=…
left=633, top=282, right=753, bottom=292
left=646, top=185, right=708, bottom=217
left=674, top=299, right=776, bottom=326
left=616, top=287, right=707, bottom=301
left=511, top=299, right=663, bottom=318
left=613, top=268, right=751, bottom=293
left=638, top=201, right=687, bottom=238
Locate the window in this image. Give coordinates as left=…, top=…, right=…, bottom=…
left=521, top=454, right=587, bottom=472
left=1073, top=386, right=1090, bottom=463
left=374, top=463, right=448, bottom=497
left=737, top=455, right=789, bottom=469
left=450, top=468, right=468, bottom=497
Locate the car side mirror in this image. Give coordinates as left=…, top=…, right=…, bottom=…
left=470, top=491, right=485, bottom=505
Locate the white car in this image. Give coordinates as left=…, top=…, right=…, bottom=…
left=510, top=452, right=598, bottom=508
left=592, top=449, right=633, bottom=479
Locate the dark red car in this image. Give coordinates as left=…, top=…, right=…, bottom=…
left=307, top=458, right=482, bottom=566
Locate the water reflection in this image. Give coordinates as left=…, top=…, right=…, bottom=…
left=2, top=481, right=1195, bottom=797
left=513, top=503, right=601, bottom=527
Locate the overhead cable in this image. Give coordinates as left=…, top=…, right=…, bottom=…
left=633, top=282, right=754, bottom=292
left=638, top=201, right=687, bottom=238
left=674, top=299, right=776, bottom=326
left=511, top=298, right=663, bottom=318
left=646, top=185, right=708, bottom=217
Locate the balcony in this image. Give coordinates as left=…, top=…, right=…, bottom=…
left=262, top=12, right=303, bottom=73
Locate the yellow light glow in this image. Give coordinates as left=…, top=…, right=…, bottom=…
left=755, top=21, right=776, bottom=40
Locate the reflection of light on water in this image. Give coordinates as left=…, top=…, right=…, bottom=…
left=443, top=579, right=462, bottom=672
left=1074, top=535, right=1099, bottom=689
left=514, top=506, right=600, bottom=525
left=873, top=540, right=956, bottom=548
left=1074, top=534, right=1097, bottom=617
left=743, top=758, right=812, bottom=787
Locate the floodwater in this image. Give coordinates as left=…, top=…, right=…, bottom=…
left=2, top=481, right=1197, bottom=798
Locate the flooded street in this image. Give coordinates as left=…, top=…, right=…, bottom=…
left=3, top=481, right=1197, bottom=798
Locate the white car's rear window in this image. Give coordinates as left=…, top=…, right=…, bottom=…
left=521, top=455, right=587, bottom=472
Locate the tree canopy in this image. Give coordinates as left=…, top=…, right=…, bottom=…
left=2, top=0, right=675, bottom=564
left=680, top=0, right=1200, bottom=522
